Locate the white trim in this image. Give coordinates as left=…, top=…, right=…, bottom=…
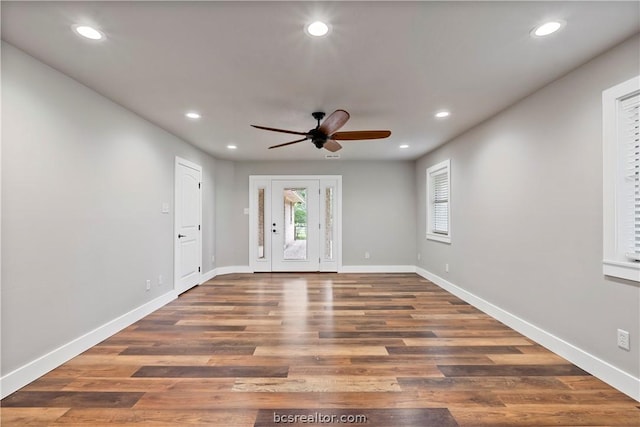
left=602, top=76, right=640, bottom=282
left=249, top=175, right=342, bottom=273
left=200, top=268, right=217, bottom=283
left=340, top=265, right=416, bottom=273
left=215, top=265, right=253, bottom=276
left=426, top=233, right=451, bottom=244
left=415, top=267, right=640, bottom=401
left=603, top=259, right=640, bottom=282
left=250, top=175, right=343, bottom=181
left=0, top=291, right=177, bottom=399
left=426, top=159, right=451, bottom=244
left=174, top=156, right=202, bottom=175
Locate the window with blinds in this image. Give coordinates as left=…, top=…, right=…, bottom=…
left=621, top=94, right=640, bottom=261
left=602, top=75, right=640, bottom=282
left=426, top=159, right=451, bottom=243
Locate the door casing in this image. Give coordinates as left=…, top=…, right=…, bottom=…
left=249, top=175, right=342, bottom=272
left=174, top=157, right=202, bottom=294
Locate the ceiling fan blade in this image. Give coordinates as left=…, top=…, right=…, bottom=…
left=268, top=137, right=308, bottom=149
left=323, top=140, right=342, bottom=152
left=318, top=109, right=350, bottom=135
left=331, top=130, right=391, bottom=140
left=251, top=125, right=307, bottom=136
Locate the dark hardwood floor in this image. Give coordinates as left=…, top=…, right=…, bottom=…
left=2, top=273, right=639, bottom=426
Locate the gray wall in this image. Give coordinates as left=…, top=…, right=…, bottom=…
left=225, top=161, right=417, bottom=267
left=0, top=42, right=416, bottom=380
left=213, top=158, right=238, bottom=268
left=4, top=28, right=637, bottom=395
left=1, top=43, right=217, bottom=375
left=416, top=35, right=640, bottom=377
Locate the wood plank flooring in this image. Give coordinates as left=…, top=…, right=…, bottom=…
left=2, top=273, right=639, bottom=426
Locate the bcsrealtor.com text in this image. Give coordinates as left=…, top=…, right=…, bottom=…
left=273, top=412, right=367, bottom=424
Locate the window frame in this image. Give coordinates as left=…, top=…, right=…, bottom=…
left=426, top=159, right=451, bottom=244
left=602, top=75, right=640, bottom=283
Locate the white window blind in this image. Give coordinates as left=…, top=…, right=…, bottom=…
left=602, top=75, right=640, bottom=282
left=622, top=94, right=640, bottom=261
left=426, top=159, right=451, bottom=243
left=432, top=171, right=449, bottom=234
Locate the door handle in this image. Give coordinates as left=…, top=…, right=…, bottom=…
left=178, top=234, right=186, bottom=238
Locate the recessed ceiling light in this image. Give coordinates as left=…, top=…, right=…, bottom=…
left=531, top=20, right=565, bottom=37
left=185, top=112, right=201, bottom=119
left=73, top=25, right=104, bottom=40
left=435, top=111, right=450, bottom=119
left=306, top=21, right=330, bottom=37
left=227, top=145, right=237, bottom=150
left=399, top=144, right=409, bottom=149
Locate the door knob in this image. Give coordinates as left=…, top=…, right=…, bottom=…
left=178, top=234, right=186, bottom=238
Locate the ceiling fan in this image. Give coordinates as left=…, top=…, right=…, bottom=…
left=251, top=109, right=391, bottom=152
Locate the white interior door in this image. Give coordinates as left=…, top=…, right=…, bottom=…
left=271, top=180, right=320, bottom=271
left=175, top=157, right=202, bottom=294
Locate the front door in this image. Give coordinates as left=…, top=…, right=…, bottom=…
left=250, top=176, right=341, bottom=273
left=175, top=157, right=202, bottom=294
left=271, top=180, right=320, bottom=271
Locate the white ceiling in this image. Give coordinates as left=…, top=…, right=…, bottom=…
left=2, top=1, right=639, bottom=161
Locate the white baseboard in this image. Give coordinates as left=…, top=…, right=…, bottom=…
left=200, top=268, right=217, bottom=283
left=213, top=265, right=417, bottom=275
left=415, top=267, right=640, bottom=402
left=215, top=265, right=253, bottom=276
left=0, top=291, right=177, bottom=399
left=340, top=265, right=417, bottom=273
left=200, top=265, right=254, bottom=283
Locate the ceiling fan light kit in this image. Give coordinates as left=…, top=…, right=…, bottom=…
left=251, top=109, right=391, bottom=152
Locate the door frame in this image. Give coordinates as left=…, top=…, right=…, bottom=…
left=174, top=156, right=202, bottom=294
left=249, top=175, right=342, bottom=272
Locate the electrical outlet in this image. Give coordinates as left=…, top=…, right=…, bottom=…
left=417, top=253, right=421, bottom=260
left=445, top=263, right=449, bottom=273
left=158, top=275, right=163, bottom=286
left=146, top=280, right=151, bottom=291
left=617, top=329, right=630, bottom=351
left=212, top=255, right=215, bottom=263
left=364, top=251, right=370, bottom=259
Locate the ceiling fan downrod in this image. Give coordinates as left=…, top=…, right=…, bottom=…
left=311, top=111, right=326, bottom=128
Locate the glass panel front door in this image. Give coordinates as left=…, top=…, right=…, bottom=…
left=271, top=180, right=319, bottom=271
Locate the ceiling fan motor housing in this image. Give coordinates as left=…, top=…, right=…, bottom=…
left=307, top=127, right=327, bottom=148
